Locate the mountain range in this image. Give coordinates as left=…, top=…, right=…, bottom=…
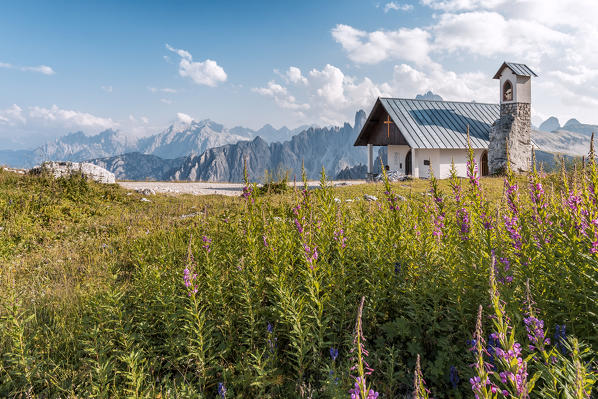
left=1, top=92, right=595, bottom=181
left=91, top=111, right=366, bottom=182
left=0, top=119, right=306, bottom=169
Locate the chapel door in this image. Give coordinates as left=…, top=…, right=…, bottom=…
left=481, top=151, right=489, bottom=176
left=405, top=150, right=412, bottom=175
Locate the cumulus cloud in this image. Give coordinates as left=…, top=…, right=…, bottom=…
left=166, top=44, right=227, bottom=87
left=101, top=85, right=113, bottom=93
left=0, top=104, right=120, bottom=148
left=176, top=112, right=193, bottom=124
left=286, top=67, right=308, bottom=85
left=331, top=24, right=431, bottom=65
left=28, top=105, right=116, bottom=129
left=252, top=81, right=310, bottom=111
left=384, top=2, right=414, bottom=12
left=0, top=61, right=55, bottom=75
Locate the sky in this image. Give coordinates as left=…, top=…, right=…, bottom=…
left=1, top=0, right=598, bottom=149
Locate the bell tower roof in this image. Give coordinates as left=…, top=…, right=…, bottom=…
left=493, top=62, right=538, bottom=79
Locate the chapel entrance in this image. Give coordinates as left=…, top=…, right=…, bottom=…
left=480, top=151, right=489, bottom=176
left=405, top=150, right=412, bottom=176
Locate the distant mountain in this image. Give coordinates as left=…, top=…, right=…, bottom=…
left=136, top=119, right=247, bottom=159
left=169, top=110, right=367, bottom=182
left=538, top=117, right=560, bottom=132
left=90, top=152, right=184, bottom=181
left=561, top=119, right=598, bottom=136
left=230, top=124, right=315, bottom=143
left=532, top=129, right=591, bottom=157
left=415, top=91, right=444, bottom=101
left=0, top=119, right=248, bottom=168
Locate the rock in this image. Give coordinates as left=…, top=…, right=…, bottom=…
left=373, top=170, right=408, bottom=182
left=140, top=197, right=151, bottom=202
left=364, top=194, right=378, bottom=201
left=136, top=188, right=156, bottom=196
left=29, top=161, right=116, bottom=184
left=1, top=167, right=26, bottom=174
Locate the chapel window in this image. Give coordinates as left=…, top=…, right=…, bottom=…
left=503, top=80, right=513, bottom=102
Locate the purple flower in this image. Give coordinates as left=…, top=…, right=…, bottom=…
left=201, top=235, right=212, bottom=253
left=449, top=366, right=459, bottom=389
left=330, top=347, right=339, bottom=361
left=218, top=382, right=227, bottom=398
left=267, top=323, right=273, bottom=334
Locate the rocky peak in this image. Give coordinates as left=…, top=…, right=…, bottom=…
left=539, top=117, right=560, bottom=132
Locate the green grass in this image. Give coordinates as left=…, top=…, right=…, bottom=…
left=0, top=166, right=595, bottom=398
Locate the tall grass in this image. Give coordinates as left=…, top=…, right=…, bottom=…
left=0, top=151, right=596, bottom=397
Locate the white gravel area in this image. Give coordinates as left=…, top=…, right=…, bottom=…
left=118, top=180, right=366, bottom=196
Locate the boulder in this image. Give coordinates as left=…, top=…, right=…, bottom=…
left=373, top=171, right=408, bottom=182
left=30, top=161, right=116, bottom=184
left=136, top=188, right=156, bottom=196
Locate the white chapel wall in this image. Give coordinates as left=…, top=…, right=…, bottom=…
left=387, top=145, right=410, bottom=173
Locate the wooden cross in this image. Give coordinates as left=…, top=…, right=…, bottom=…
left=384, top=114, right=393, bottom=139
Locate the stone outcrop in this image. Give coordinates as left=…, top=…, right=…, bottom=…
left=30, top=161, right=116, bottom=184
left=489, top=103, right=532, bottom=174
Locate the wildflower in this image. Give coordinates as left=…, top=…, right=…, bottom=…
left=262, top=234, right=268, bottom=247
left=394, top=262, right=401, bottom=275
left=218, top=382, right=227, bottom=398
left=183, top=264, right=198, bottom=296
left=349, top=297, right=378, bottom=399
left=330, top=347, right=339, bottom=361
left=333, top=228, right=347, bottom=249
left=413, top=354, right=430, bottom=399
left=457, top=207, right=471, bottom=240
left=267, top=323, right=273, bottom=334
left=554, top=325, right=567, bottom=355
left=449, top=365, right=459, bottom=390
left=201, top=235, right=212, bottom=253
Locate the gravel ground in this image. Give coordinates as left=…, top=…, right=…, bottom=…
left=118, top=180, right=366, bottom=196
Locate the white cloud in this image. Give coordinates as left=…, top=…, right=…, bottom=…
left=148, top=86, right=177, bottom=93
left=0, top=104, right=27, bottom=125
left=432, top=11, right=570, bottom=63
left=140, top=116, right=149, bottom=124
left=101, top=85, right=113, bottom=93
left=286, top=67, right=308, bottom=85
left=331, top=24, right=431, bottom=65
left=166, top=44, right=227, bottom=87
left=160, top=98, right=173, bottom=104
left=0, top=61, right=55, bottom=75
left=252, top=81, right=310, bottom=111
left=384, top=2, right=413, bottom=12
left=176, top=112, right=193, bottom=124
left=28, top=105, right=115, bottom=129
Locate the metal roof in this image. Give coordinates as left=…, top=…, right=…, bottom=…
left=355, top=98, right=500, bottom=149
left=493, top=62, right=538, bottom=79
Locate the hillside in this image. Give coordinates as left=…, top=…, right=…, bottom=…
left=0, top=168, right=595, bottom=397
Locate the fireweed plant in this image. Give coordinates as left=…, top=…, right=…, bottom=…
left=0, top=138, right=597, bottom=397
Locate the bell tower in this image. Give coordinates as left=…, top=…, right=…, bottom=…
left=489, top=62, right=537, bottom=174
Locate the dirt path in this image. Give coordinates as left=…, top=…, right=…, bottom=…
left=118, top=180, right=366, bottom=196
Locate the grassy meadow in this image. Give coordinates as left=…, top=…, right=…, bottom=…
left=0, top=154, right=596, bottom=398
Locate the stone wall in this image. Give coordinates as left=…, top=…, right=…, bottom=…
left=489, top=102, right=532, bottom=174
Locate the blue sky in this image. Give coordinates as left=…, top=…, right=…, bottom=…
left=1, top=0, right=598, bottom=149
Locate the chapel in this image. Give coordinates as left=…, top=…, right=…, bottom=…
left=353, top=62, right=537, bottom=179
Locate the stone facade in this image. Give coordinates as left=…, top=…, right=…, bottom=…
left=489, top=102, right=532, bottom=174
left=30, top=161, right=116, bottom=184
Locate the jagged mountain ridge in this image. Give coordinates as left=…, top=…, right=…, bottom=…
left=170, top=111, right=367, bottom=182
left=90, top=152, right=185, bottom=181
left=0, top=119, right=309, bottom=168
left=135, top=120, right=247, bottom=159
